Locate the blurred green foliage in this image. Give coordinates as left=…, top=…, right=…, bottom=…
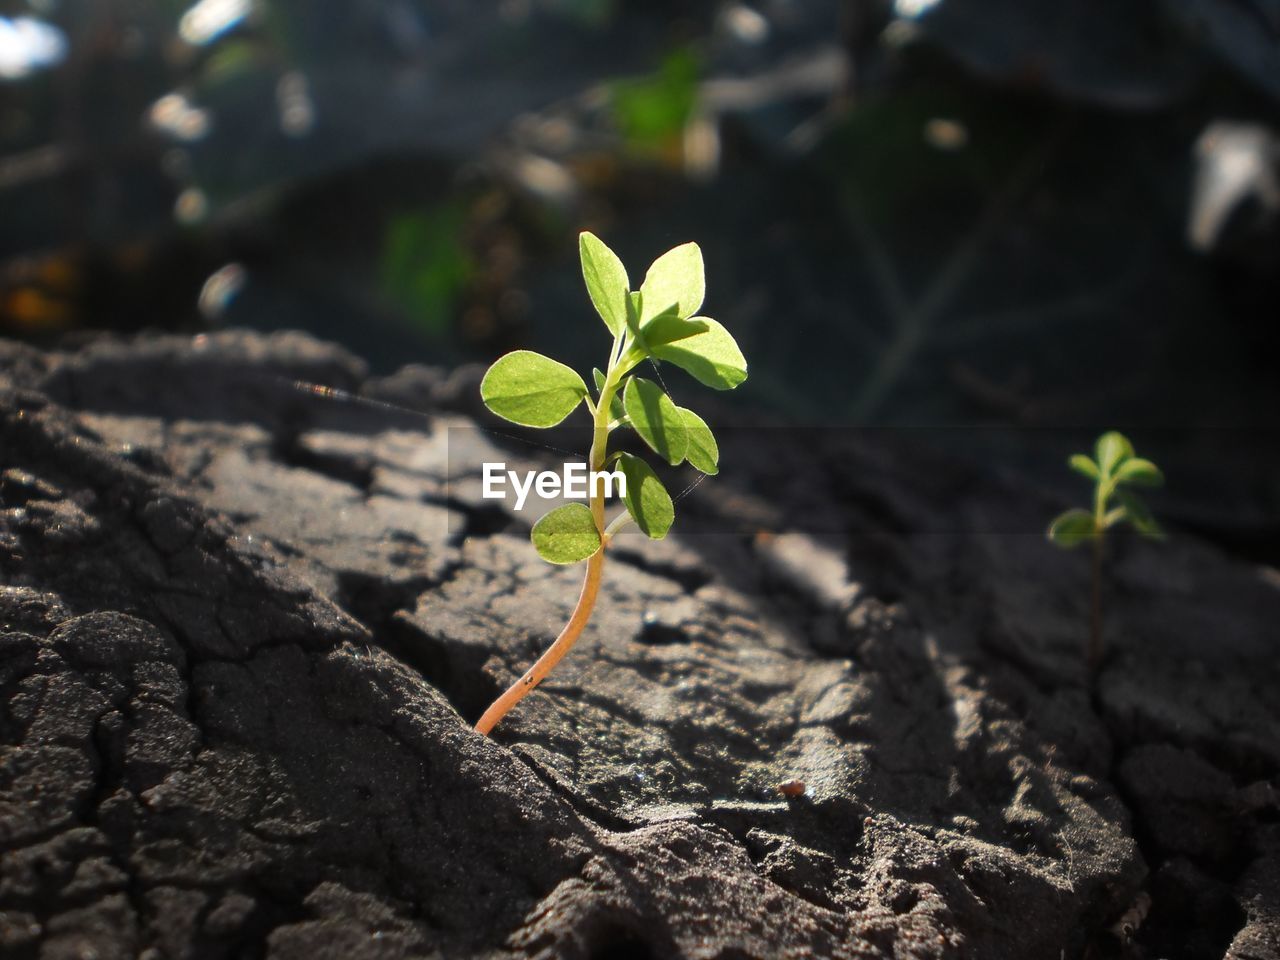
left=380, top=204, right=475, bottom=338
left=610, top=48, right=700, bottom=153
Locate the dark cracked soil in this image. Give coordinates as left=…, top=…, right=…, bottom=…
left=0, top=330, right=1277, bottom=960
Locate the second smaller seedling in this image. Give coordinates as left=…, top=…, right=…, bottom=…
left=1048, top=431, right=1164, bottom=671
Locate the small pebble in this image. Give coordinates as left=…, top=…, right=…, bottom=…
left=777, top=779, right=806, bottom=798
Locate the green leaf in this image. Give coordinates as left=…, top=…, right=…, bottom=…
left=1069, top=454, right=1100, bottom=481
left=481, top=351, right=589, bottom=427
left=642, top=311, right=709, bottom=351
left=593, top=368, right=626, bottom=421
left=617, top=453, right=674, bottom=539
left=1114, top=457, right=1163, bottom=487
left=624, top=377, right=688, bottom=465
left=649, top=318, right=747, bottom=390
left=531, top=503, right=602, bottom=564
left=579, top=232, right=630, bottom=337
left=677, top=407, right=718, bottom=475
left=626, top=291, right=644, bottom=337
left=1095, top=431, right=1134, bottom=474
left=1116, top=490, right=1165, bottom=541
left=613, top=305, right=701, bottom=375
left=1047, top=509, right=1097, bottom=548
left=639, top=242, right=704, bottom=324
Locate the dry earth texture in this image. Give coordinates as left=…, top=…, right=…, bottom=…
left=0, top=331, right=1277, bottom=960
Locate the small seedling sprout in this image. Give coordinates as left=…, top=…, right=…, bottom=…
left=473, top=233, right=747, bottom=735
left=1047, top=431, right=1164, bottom=671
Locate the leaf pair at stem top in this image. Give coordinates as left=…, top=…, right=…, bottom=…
left=479, top=232, right=748, bottom=565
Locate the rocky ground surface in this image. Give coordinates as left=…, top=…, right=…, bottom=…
left=0, top=330, right=1277, bottom=960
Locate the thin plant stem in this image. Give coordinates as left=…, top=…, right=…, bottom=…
left=1089, top=534, right=1103, bottom=674
left=603, top=511, right=633, bottom=542
left=1088, top=470, right=1109, bottom=674
left=473, top=550, right=604, bottom=735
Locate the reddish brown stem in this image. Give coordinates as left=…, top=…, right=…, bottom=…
left=473, top=549, right=604, bottom=735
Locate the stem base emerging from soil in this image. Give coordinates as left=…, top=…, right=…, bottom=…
left=473, top=551, right=604, bottom=735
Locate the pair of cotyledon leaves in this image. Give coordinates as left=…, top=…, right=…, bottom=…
left=479, top=232, right=747, bottom=565
left=1047, top=431, right=1164, bottom=548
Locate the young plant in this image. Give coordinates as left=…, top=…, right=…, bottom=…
left=1047, top=431, right=1164, bottom=671
left=472, top=233, right=747, bottom=735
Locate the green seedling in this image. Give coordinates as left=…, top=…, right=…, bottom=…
left=1047, top=431, right=1164, bottom=671
left=473, top=232, right=747, bottom=735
